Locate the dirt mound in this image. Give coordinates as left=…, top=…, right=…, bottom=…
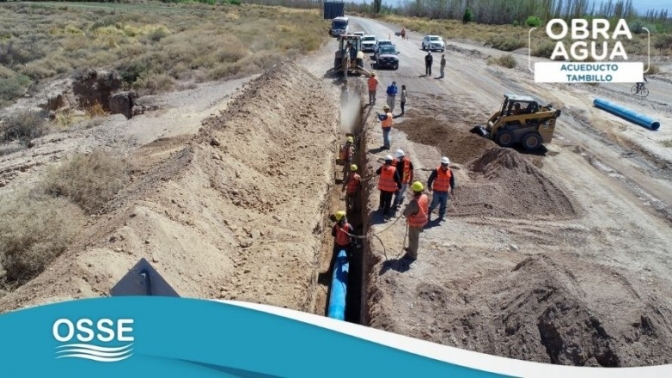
left=371, top=254, right=672, bottom=367
left=395, top=117, right=497, bottom=164
left=0, top=62, right=340, bottom=313
left=450, top=147, right=579, bottom=219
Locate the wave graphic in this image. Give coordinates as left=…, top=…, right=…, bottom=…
left=55, top=343, right=133, bottom=362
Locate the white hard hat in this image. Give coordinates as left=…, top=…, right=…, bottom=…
left=395, top=149, right=404, bottom=158
left=384, top=154, right=393, bottom=161
left=440, top=156, right=450, bottom=165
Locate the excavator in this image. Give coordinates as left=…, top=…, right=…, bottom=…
left=470, top=94, right=562, bottom=152
left=332, top=34, right=371, bottom=80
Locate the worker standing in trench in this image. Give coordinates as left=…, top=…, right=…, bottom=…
left=342, top=164, right=361, bottom=214
left=402, top=181, right=429, bottom=262
left=376, top=154, right=401, bottom=219
left=327, top=211, right=355, bottom=275
left=427, top=156, right=455, bottom=223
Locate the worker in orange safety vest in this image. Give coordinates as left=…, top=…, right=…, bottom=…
left=328, top=210, right=355, bottom=275
left=339, top=136, right=355, bottom=182
left=392, top=149, right=414, bottom=209
left=367, top=72, right=379, bottom=104
left=402, top=181, right=429, bottom=261
left=342, top=164, right=361, bottom=213
left=375, top=154, right=401, bottom=218
left=377, top=104, right=394, bottom=150
left=426, top=156, right=456, bottom=222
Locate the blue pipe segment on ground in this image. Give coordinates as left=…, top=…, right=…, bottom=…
left=327, top=250, right=349, bottom=321
left=593, top=98, right=661, bottom=130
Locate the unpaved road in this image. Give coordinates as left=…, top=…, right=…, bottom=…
left=349, top=17, right=672, bottom=367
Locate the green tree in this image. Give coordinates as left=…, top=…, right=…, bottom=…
left=463, top=8, right=474, bottom=23
left=526, top=16, right=542, bottom=27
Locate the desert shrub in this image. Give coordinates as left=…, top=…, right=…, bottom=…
left=532, top=42, right=556, bottom=58
left=2, top=110, right=47, bottom=144
left=40, top=149, right=130, bottom=214
left=526, top=16, right=542, bottom=27
left=489, top=54, right=516, bottom=68
left=0, top=192, right=85, bottom=283
left=485, top=36, right=525, bottom=52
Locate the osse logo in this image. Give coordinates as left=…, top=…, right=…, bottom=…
left=52, top=318, right=134, bottom=362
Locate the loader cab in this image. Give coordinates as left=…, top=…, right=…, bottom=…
left=500, top=94, right=540, bottom=117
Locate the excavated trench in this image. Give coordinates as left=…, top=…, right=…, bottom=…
left=315, top=79, right=370, bottom=324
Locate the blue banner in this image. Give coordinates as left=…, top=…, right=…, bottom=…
left=0, top=297, right=670, bottom=377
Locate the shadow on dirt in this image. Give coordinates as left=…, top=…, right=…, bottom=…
left=379, top=258, right=412, bottom=274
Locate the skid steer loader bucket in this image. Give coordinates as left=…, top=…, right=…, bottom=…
left=470, top=125, right=489, bottom=137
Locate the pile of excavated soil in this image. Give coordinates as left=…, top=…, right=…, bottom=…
left=369, top=254, right=672, bottom=367
left=452, top=148, right=580, bottom=219
left=395, top=117, right=498, bottom=164
left=0, top=62, right=339, bottom=313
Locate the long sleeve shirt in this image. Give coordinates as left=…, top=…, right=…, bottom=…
left=427, top=168, right=456, bottom=193
left=376, top=164, right=402, bottom=189
left=386, top=85, right=397, bottom=96
left=402, top=197, right=419, bottom=218
left=395, top=158, right=413, bottom=183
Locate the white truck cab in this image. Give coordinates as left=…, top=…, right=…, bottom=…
left=330, top=16, right=349, bottom=37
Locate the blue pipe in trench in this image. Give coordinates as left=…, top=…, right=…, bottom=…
left=593, top=98, right=661, bottom=131
left=327, top=250, right=349, bottom=321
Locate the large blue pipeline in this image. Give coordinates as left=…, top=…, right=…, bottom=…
left=593, top=98, right=661, bottom=131
left=327, top=250, right=349, bottom=320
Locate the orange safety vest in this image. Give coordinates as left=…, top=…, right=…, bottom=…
left=335, top=222, right=352, bottom=246
left=432, top=167, right=452, bottom=192
left=368, top=77, right=378, bottom=90
left=346, top=172, right=361, bottom=195
left=381, top=112, right=393, bottom=128
left=393, top=157, right=412, bottom=183
left=407, top=194, right=429, bottom=228
left=378, top=164, right=398, bottom=192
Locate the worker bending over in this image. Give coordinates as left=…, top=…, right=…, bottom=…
left=342, top=164, right=361, bottom=213
left=376, top=154, right=401, bottom=218
left=427, top=156, right=455, bottom=222
left=328, top=211, right=355, bottom=275
left=402, top=181, right=429, bottom=261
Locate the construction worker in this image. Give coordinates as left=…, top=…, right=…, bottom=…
left=329, top=211, right=356, bottom=275
left=339, top=136, right=355, bottom=182
left=376, top=154, right=401, bottom=218
left=377, top=105, right=393, bottom=150
left=342, top=164, right=361, bottom=213
left=425, top=51, right=433, bottom=76
left=439, top=54, right=446, bottom=79
left=385, top=81, right=398, bottom=113
left=400, top=28, right=406, bottom=40
left=367, top=73, right=379, bottom=104
left=392, top=149, right=414, bottom=209
left=426, top=156, right=455, bottom=222
left=402, top=181, right=429, bottom=261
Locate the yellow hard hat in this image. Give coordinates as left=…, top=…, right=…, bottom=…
left=334, top=210, right=346, bottom=221
left=383, top=104, right=390, bottom=110
left=347, top=136, right=354, bottom=143
left=371, top=72, right=376, bottom=77
left=350, top=164, right=358, bottom=171
left=411, top=181, right=424, bottom=192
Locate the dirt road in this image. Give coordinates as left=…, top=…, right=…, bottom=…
left=349, top=17, right=672, bottom=367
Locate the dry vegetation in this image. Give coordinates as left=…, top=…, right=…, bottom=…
left=381, top=14, right=670, bottom=60
left=488, top=54, right=517, bottom=68
left=0, top=1, right=330, bottom=106
left=0, top=149, right=128, bottom=287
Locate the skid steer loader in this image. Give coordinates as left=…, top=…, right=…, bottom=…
left=470, top=94, right=561, bottom=152
left=333, top=34, right=371, bottom=80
